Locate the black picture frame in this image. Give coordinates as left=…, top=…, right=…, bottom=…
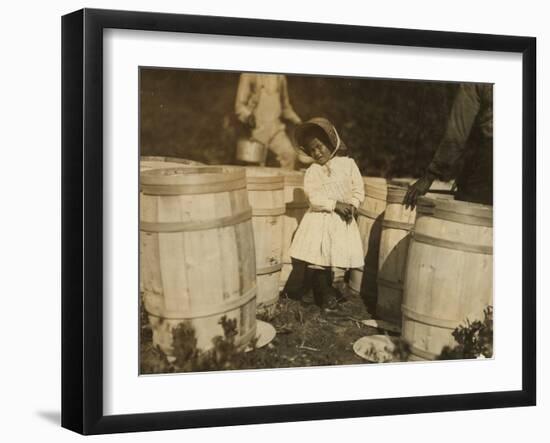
left=61, top=8, right=536, bottom=435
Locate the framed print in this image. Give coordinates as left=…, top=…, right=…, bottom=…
left=61, top=8, right=536, bottom=435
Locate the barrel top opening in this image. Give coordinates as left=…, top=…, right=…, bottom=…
left=417, top=195, right=493, bottom=222
left=140, top=165, right=246, bottom=187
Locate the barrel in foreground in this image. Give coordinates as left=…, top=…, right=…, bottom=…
left=140, top=166, right=257, bottom=357
left=402, top=196, right=493, bottom=360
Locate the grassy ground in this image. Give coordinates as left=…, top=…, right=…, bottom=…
left=140, top=282, right=404, bottom=374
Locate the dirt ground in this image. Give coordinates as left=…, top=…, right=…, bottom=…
left=140, top=281, right=407, bottom=374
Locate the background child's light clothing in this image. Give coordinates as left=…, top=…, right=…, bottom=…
left=289, top=156, right=365, bottom=268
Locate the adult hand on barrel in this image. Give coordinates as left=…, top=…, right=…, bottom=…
left=404, top=174, right=435, bottom=210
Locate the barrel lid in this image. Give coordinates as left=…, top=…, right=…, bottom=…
left=417, top=195, right=493, bottom=226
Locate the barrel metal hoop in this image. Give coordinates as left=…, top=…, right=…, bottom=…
left=141, top=178, right=247, bottom=195
left=257, top=263, right=283, bottom=275
left=140, top=208, right=252, bottom=233
left=412, top=232, right=493, bottom=255
left=144, top=285, right=257, bottom=320
left=377, top=277, right=404, bottom=291
left=401, top=304, right=459, bottom=330
left=382, top=219, right=414, bottom=231
left=252, top=207, right=286, bottom=217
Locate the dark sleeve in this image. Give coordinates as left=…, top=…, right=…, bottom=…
left=427, top=83, right=481, bottom=180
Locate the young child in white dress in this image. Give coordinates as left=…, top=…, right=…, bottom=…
left=286, top=118, right=365, bottom=309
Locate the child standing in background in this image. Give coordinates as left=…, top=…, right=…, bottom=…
left=286, top=118, right=365, bottom=310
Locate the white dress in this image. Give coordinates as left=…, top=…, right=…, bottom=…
left=289, top=156, right=365, bottom=268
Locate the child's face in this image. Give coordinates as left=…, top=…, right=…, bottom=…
left=305, top=137, right=332, bottom=165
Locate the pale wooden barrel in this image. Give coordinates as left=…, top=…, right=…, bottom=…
left=280, top=171, right=308, bottom=289
left=377, top=185, right=416, bottom=326
left=402, top=196, right=493, bottom=360
left=140, top=166, right=257, bottom=357
left=349, top=177, right=388, bottom=311
left=244, top=167, right=285, bottom=316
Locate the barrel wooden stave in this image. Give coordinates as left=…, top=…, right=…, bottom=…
left=402, top=197, right=493, bottom=360
left=140, top=166, right=257, bottom=356
left=244, top=167, right=285, bottom=316
left=349, top=177, right=387, bottom=308
left=376, top=186, right=416, bottom=325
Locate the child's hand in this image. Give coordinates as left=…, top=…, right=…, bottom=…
left=335, top=202, right=353, bottom=223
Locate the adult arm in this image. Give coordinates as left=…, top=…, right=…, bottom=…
left=235, top=73, right=256, bottom=124
left=280, top=76, right=302, bottom=124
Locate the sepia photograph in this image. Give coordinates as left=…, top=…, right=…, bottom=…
left=138, top=68, right=494, bottom=375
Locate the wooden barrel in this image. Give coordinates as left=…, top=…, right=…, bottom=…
left=244, top=167, right=285, bottom=316
left=280, top=171, right=308, bottom=289
left=402, top=196, right=493, bottom=360
left=377, top=185, right=416, bottom=326
left=140, top=166, right=257, bottom=357
left=349, top=177, right=387, bottom=312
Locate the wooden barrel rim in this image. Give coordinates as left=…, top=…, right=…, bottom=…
left=140, top=155, right=204, bottom=165
left=144, top=285, right=257, bottom=320
left=412, top=232, right=493, bottom=255
left=417, top=196, right=493, bottom=223
left=141, top=166, right=244, bottom=185
left=141, top=177, right=247, bottom=196
left=140, top=208, right=252, bottom=233
left=417, top=207, right=493, bottom=227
